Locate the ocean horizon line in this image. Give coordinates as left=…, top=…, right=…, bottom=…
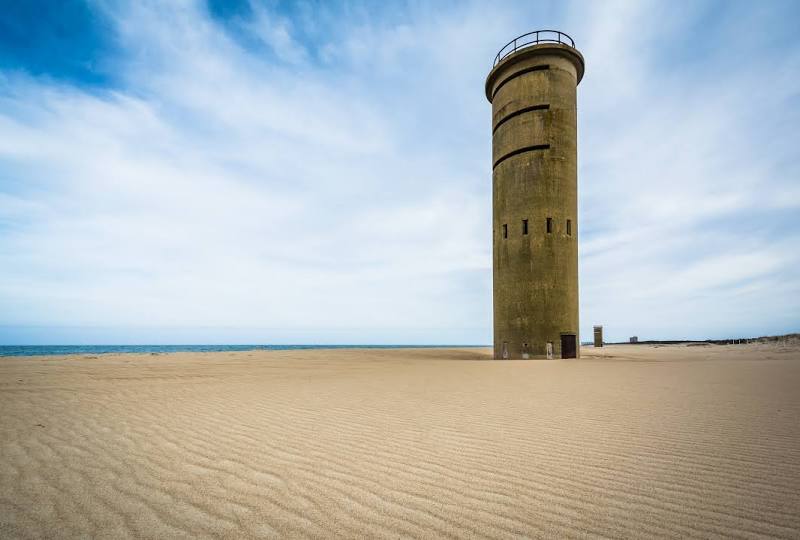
left=0, top=344, right=491, bottom=357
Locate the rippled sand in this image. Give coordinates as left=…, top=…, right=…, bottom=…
left=1, top=343, right=799, bottom=538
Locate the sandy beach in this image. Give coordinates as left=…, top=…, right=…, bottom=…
left=1, top=343, right=799, bottom=539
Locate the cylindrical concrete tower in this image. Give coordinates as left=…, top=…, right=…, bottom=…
left=485, top=30, right=584, bottom=359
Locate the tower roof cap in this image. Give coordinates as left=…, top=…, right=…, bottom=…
left=493, top=30, right=577, bottom=67
left=486, top=31, right=584, bottom=101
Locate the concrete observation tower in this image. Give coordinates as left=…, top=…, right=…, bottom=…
left=485, top=30, right=584, bottom=359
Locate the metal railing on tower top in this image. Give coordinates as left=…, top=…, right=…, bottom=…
left=493, top=30, right=576, bottom=67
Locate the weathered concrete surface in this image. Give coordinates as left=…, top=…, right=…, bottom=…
left=486, top=43, right=584, bottom=359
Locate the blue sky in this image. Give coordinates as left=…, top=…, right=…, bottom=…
left=0, top=0, right=798, bottom=345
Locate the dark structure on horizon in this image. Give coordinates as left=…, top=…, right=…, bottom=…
left=485, top=30, right=584, bottom=359
left=594, top=326, right=603, bottom=348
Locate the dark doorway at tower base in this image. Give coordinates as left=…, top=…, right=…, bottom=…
left=561, top=334, right=577, bottom=359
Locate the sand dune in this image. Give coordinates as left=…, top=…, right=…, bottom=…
left=1, top=343, right=799, bottom=538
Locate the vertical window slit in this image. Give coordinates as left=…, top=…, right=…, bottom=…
left=502, top=224, right=508, bottom=239
left=546, top=217, right=552, bottom=234
left=522, top=219, right=528, bottom=235
left=567, top=219, right=572, bottom=236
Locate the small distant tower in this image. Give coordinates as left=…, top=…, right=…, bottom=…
left=629, top=336, right=639, bottom=344
left=593, top=326, right=603, bottom=348
left=485, top=30, right=585, bottom=359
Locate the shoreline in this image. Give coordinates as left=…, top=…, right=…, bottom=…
left=2, top=338, right=796, bottom=360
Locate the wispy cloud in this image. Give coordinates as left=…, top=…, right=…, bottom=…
left=0, top=0, right=797, bottom=344
left=569, top=0, right=800, bottom=340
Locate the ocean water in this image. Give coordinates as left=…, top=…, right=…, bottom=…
left=0, top=344, right=484, bottom=357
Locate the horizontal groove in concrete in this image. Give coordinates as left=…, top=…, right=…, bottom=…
left=491, top=64, right=550, bottom=100
left=493, top=144, right=550, bottom=169
left=492, top=104, right=550, bottom=134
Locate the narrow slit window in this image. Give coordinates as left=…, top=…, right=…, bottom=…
left=546, top=217, right=553, bottom=234
left=566, top=219, right=572, bottom=236
left=522, top=219, right=528, bottom=235
left=502, top=224, right=508, bottom=239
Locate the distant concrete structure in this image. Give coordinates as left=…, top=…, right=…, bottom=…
left=593, top=326, right=603, bottom=348
left=486, top=30, right=584, bottom=359
left=630, top=336, right=639, bottom=344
